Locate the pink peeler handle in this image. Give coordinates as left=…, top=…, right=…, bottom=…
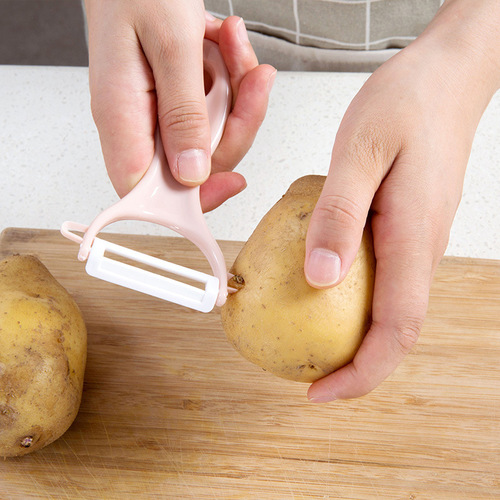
left=63, top=40, right=232, bottom=307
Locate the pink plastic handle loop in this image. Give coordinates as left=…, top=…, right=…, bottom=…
left=61, top=221, right=87, bottom=244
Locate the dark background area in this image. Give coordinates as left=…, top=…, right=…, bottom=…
left=0, top=0, right=88, bottom=66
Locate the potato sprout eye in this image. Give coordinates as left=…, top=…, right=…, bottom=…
left=20, top=436, right=33, bottom=448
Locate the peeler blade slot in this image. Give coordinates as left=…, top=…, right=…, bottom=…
left=85, top=238, right=219, bottom=313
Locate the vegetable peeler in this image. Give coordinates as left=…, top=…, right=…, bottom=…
left=61, top=40, right=232, bottom=313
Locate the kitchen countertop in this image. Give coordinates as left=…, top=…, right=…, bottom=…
left=0, top=65, right=499, bottom=259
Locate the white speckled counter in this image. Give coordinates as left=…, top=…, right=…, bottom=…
left=0, top=66, right=499, bottom=259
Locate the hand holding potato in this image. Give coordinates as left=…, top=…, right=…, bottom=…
left=305, top=0, right=500, bottom=402
left=222, top=176, right=375, bottom=383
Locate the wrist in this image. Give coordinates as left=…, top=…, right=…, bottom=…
left=418, top=0, right=500, bottom=96
left=393, top=0, right=500, bottom=133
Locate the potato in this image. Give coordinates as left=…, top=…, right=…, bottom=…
left=221, top=175, right=375, bottom=382
left=0, top=255, right=87, bottom=457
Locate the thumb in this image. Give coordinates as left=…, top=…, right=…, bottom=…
left=305, top=126, right=395, bottom=288
left=147, top=29, right=211, bottom=186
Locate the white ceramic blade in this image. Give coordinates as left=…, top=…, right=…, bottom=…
left=85, top=238, right=219, bottom=313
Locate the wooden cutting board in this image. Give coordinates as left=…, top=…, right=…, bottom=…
left=1, top=228, right=499, bottom=499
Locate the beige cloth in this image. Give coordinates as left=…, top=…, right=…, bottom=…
left=81, top=1, right=443, bottom=72
left=248, top=30, right=400, bottom=72
left=206, top=0, right=443, bottom=71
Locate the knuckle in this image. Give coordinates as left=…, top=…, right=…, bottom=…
left=154, top=31, right=188, bottom=61
left=166, top=19, right=205, bottom=55
left=354, top=122, right=384, bottom=161
left=392, top=317, right=423, bottom=356
left=315, top=194, right=365, bottom=228
left=145, top=11, right=204, bottom=59
left=158, top=102, right=208, bottom=134
left=341, top=119, right=398, bottom=181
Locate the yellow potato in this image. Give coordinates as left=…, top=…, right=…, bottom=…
left=221, top=175, right=375, bottom=382
left=0, top=255, right=87, bottom=457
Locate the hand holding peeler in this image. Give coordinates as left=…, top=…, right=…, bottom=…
left=61, top=40, right=233, bottom=313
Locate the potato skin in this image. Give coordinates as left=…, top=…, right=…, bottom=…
left=221, top=175, right=375, bottom=382
left=0, top=255, right=87, bottom=457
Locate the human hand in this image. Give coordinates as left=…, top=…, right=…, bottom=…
left=84, top=0, right=276, bottom=212
left=304, top=0, right=500, bottom=401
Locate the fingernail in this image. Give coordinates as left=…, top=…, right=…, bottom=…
left=236, top=18, right=249, bottom=44
left=306, top=248, right=341, bottom=287
left=267, top=69, right=277, bottom=92
left=308, top=394, right=337, bottom=403
left=205, top=11, right=216, bottom=22
left=307, top=386, right=338, bottom=403
left=177, top=149, right=209, bottom=183
left=238, top=178, right=248, bottom=194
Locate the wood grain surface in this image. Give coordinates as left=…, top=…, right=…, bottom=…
left=1, top=228, right=499, bottom=499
